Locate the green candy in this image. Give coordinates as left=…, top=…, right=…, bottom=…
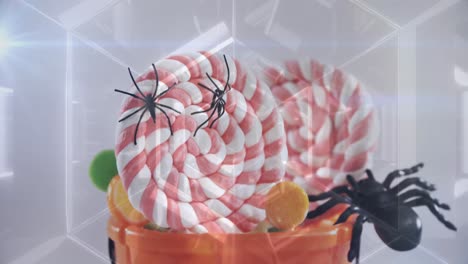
left=89, top=149, right=118, bottom=192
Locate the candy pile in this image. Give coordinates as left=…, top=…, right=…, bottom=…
left=90, top=150, right=308, bottom=233
left=262, top=60, right=379, bottom=194
left=89, top=52, right=379, bottom=235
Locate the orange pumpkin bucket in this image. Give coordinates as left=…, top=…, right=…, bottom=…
left=107, top=206, right=352, bottom=264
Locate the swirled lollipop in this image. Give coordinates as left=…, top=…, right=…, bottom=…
left=115, top=52, right=287, bottom=233
left=262, top=59, right=379, bottom=194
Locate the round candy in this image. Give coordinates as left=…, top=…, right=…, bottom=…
left=107, top=176, right=148, bottom=225
left=115, top=52, right=287, bottom=233
left=89, top=149, right=118, bottom=192
left=262, top=60, right=379, bottom=194
left=265, top=181, right=309, bottom=230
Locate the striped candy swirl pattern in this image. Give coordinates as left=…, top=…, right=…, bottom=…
left=262, top=59, right=378, bottom=194
left=115, top=52, right=287, bottom=233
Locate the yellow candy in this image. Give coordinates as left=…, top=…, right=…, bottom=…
left=251, top=220, right=271, bottom=233
left=265, top=181, right=309, bottom=230
left=107, top=176, right=148, bottom=225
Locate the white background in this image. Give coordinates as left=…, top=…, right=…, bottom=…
left=0, top=0, right=467, bottom=263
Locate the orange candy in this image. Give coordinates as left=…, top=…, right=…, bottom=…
left=107, top=176, right=148, bottom=225
left=265, top=181, right=309, bottom=230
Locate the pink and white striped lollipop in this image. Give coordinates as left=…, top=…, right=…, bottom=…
left=262, top=59, right=378, bottom=194
left=115, top=52, right=287, bottom=233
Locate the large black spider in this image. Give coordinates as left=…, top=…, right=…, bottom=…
left=191, top=55, right=232, bottom=136
left=306, top=163, right=457, bottom=264
left=115, top=64, right=180, bottom=145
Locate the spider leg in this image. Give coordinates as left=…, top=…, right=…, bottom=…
left=118, top=105, right=145, bottom=122
left=209, top=105, right=226, bottom=128
left=128, top=68, right=146, bottom=98
left=306, top=198, right=348, bottom=219
left=404, top=198, right=457, bottom=231
left=193, top=108, right=217, bottom=136
left=151, top=63, right=159, bottom=99
left=389, top=177, right=436, bottom=194
left=154, top=105, right=174, bottom=135
left=334, top=206, right=364, bottom=225
left=398, top=189, right=449, bottom=209
left=219, top=103, right=226, bottom=115
left=365, top=169, right=375, bottom=181
left=154, top=82, right=177, bottom=100
left=383, top=163, right=424, bottom=189
left=133, top=108, right=148, bottom=145
left=156, top=103, right=181, bottom=114
left=198, top=83, right=216, bottom=94
left=223, top=54, right=230, bottom=92
left=114, top=89, right=145, bottom=101
left=308, top=186, right=354, bottom=202
left=347, top=175, right=360, bottom=192
left=348, top=215, right=366, bottom=264
left=191, top=105, right=215, bottom=115
left=206, top=73, right=221, bottom=90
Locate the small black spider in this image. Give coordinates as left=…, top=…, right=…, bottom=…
left=191, top=55, right=232, bottom=136
left=115, top=64, right=180, bottom=145
left=306, top=163, right=456, bottom=264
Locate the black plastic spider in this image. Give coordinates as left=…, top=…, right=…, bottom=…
left=115, top=64, right=180, bottom=145
left=191, top=55, right=232, bottom=136
left=306, top=163, right=456, bottom=264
